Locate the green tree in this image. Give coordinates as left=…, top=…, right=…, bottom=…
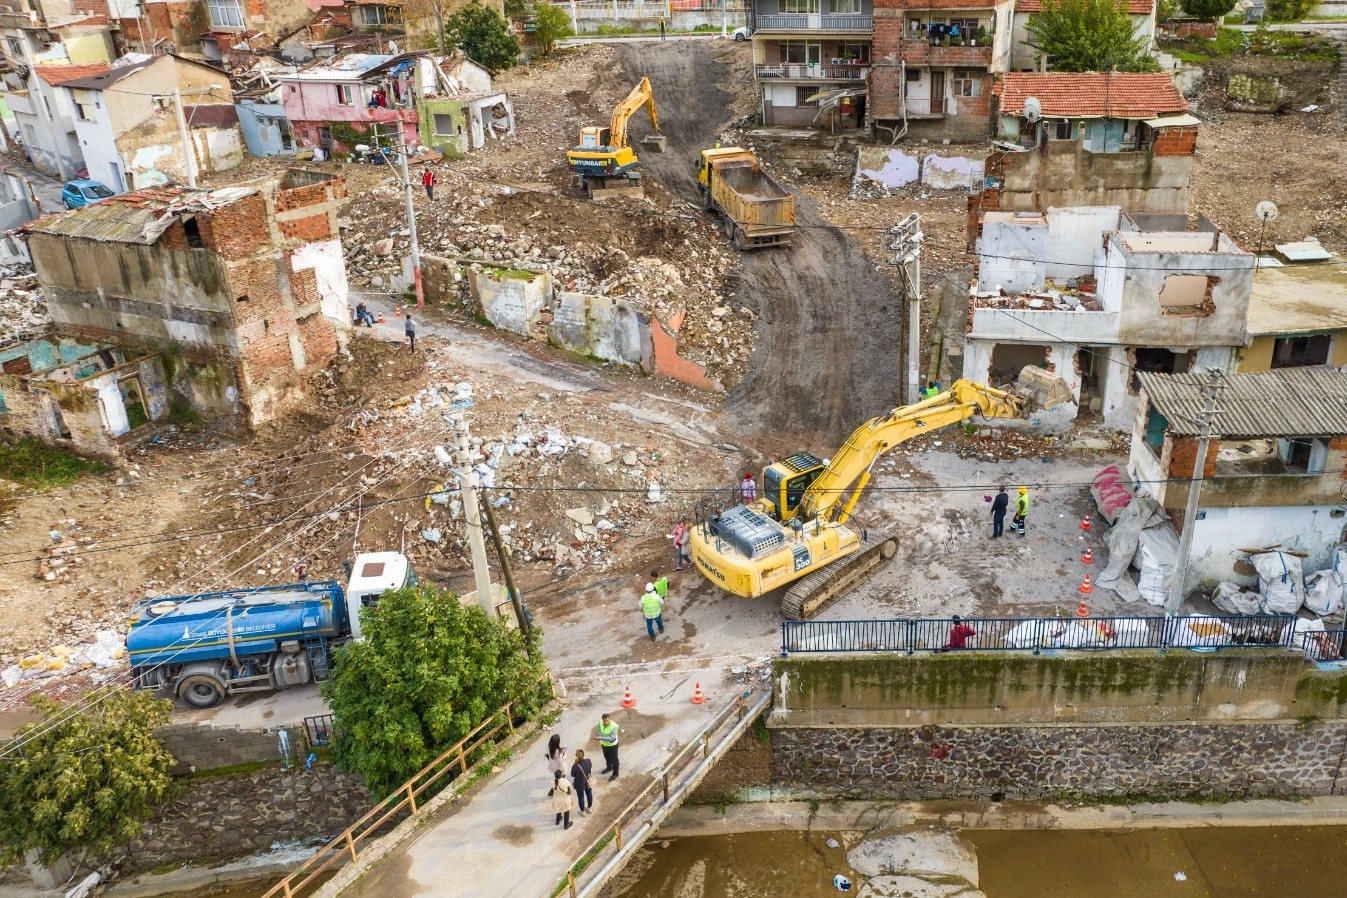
left=504, top=0, right=531, bottom=21
left=1265, top=0, right=1312, bottom=20
left=1026, top=0, right=1159, bottom=72
left=445, top=1, right=522, bottom=72
left=0, top=690, right=174, bottom=866
left=321, top=585, right=547, bottom=797
left=1180, top=0, right=1236, bottom=19
left=533, top=1, right=573, bottom=56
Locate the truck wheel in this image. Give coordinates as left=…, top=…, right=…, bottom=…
left=733, top=227, right=746, bottom=251
left=178, top=674, right=226, bottom=709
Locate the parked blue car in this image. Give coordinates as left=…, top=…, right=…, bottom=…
left=61, top=178, right=115, bottom=210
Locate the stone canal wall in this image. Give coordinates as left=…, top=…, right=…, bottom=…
left=769, top=721, right=1347, bottom=801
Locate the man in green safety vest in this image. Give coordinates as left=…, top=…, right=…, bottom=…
left=641, top=582, right=665, bottom=640
left=1013, top=486, right=1029, bottom=536
left=595, top=712, right=621, bottom=780
left=923, top=381, right=940, bottom=400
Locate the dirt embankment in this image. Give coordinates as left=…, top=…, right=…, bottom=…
left=618, top=42, right=906, bottom=451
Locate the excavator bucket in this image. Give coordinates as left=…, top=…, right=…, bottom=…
left=640, top=134, right=667, bottom=153
left=1014, top=366, right=1074, bottom=410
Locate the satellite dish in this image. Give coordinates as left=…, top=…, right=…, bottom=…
left=1255, top=201, right=1279, bottom=223
left=1023, top=97, right=1042, bottom=122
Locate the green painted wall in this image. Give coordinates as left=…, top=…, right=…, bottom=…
left=418, top=100, right=467, bottom=159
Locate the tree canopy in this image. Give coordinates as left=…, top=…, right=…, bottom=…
left=0, top=690, right=174, bottom=867
left=321, top=584, right=547, bottom=797
left=1180, top=0, right=1237, bottom=19
left=446, top=1, right=522, bottom=72
left=533, top=1, right=573, bottom=57
left=1026, top=0, right=1159, bottom=72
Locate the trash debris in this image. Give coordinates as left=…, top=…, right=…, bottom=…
left=833, top=874, right=852, bottom=891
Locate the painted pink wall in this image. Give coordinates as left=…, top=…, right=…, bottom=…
left=281, top=80, right=418, bottom=149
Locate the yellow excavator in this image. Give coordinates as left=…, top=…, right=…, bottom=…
left=566, top=76, right=665, bottom=200
left=690, top=379, right=1059, bottom=619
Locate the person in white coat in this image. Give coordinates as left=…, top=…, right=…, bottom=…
left=550, top=770, right=574, bottom=829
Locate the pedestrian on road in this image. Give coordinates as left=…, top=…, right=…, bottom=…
left=1013, top=486, right=1029, bottom=536
left=641, top=582, right=665, bottom=640
left=596, top=713, right=621, bottom=780
left=650, top=570, right=669, bottom=599
left=990, top=485, right=1008, bottom=538
left=550, top=770, right=574, bottom=829
left=545, top=733, right=568, bottom=780
left=740, top=472, right=757, bottom=504
left=659, top=17, right=666, bottom=40
left=422, top=167, right=437, bottom=201
left=570, top=748, right=594, bottom=816
left=940, top=615, right=977, bottom=652
left=405, top=314, right=416, bottom=352
left=672, top=521, right=690, bottom=571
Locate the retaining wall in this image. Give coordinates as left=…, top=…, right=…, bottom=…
left=157, top=721, right=307, bottom=775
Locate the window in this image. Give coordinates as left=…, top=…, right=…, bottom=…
left=836, top=41, right=870, bottom=63
left=1158, top=274, right=1218, bottom=317
left=183, top=217, right=204, bottom=248
left=5, top=37, right=22, bottom=59
left=433, top=113, right=456, bottom=136
left=1143, top=406, right=1167, bottom=452
left=783, top=0, right=819, bottom=12
left=207, top=0, right=245, bottom=28
left=906, top=67, right=921, bottom=82
left=830, top=0, right=861, bottom=13
left=335, top=84, right=354, bottom=106
left=952, top=69, right=982, bottom=97
left=781, top=41, right=820, bottom=65
left=1277, top=438, right=1326, bottom=474
left=41, top=95, right=52, bottom=120
left=359, top=4, right=393, bottom=24
left=74, top=101, right=93, bottom=122
left=1052, top=118, right=1074, bottom=140
left=796, top=86, right=818, bottom=106
left=1272, top=334, right=1332, bottom=369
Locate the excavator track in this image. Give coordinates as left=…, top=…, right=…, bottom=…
left=780, top=530, right=898, bottom=621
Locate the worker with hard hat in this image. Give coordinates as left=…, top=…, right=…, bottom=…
left=1012, top=486, right=1030, bottom=536
left=640, top=582, right=665, bottom=640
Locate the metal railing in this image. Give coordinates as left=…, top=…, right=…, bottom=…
left=547, top=688, right=769, bottom=898
left=755, top=13, right=873, bottom=29
left=781, top=614, right=1301, bottom=656
left=1302, top=628, right=1347, bottom=662
left=572, top=0, right=748, bottom=18
left=904, top=97, right=948, bottom=116
left=303, top=713, right=336, bottom=748
left=262, top=701, right=524, bottom=898
left=753, top=63, right=869, bottom=80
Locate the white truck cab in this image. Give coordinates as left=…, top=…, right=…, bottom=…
left=346, top=551, right=417, bottom=640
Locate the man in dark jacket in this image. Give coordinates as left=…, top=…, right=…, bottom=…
left=990, top=485, right=1008, bottom=538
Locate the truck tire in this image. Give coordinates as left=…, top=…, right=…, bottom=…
left=733, top=226, right=746, bottom=251
left=177, top=673, right=226, bottom=709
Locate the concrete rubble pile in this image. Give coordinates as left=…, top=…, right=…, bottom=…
left=0, top=263, right=47, bottom=346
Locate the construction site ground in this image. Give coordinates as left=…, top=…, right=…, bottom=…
left=4, top=39, right=1345, bottom=736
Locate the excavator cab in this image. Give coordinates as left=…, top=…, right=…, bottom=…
left=577, top=126, right=612, bottom=150
left=761, top=452, right=826, bottom=522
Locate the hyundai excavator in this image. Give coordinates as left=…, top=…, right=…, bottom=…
left=566, top=76, right=666, bottom=200
left=690, top=378, right=1065, bottom=619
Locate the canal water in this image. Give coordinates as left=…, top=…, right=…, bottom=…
left=608, top=826, right=1347, bottom=898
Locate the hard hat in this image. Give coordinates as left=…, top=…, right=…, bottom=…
left=1018, top=486, right=1028, bottom=494
left=645, top=583, right=655, bottom=592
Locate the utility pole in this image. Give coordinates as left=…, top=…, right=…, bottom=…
left=451, top=415, right=496, bottom=616
left=481, top=491, right=530, bottom=636
left=721, top=0, right=727, bottom=38
left=171, top=88, right=197, bottom=188
left=396, top=144, right=425, bottom=309
left=891, top=213, right=923, bottom=404
left=1165, top=368, right=1225, bottom=614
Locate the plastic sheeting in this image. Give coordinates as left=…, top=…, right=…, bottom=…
left=1090, top=464, right=1135, bottom=525
left=1097, top=496, right=1193, bottom=605
left=1305, top=570, right=1344, bottom=617
left=1212, top=581, right=1260, bottom=615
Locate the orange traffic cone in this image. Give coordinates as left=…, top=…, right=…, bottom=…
left=621, top=685, right=636, bottom=708
left=1080, top=515, right=1092, bottom=531
left=376, top=311, right=386, bottom=323
left=1081, top=547, right=1095, bottom=564
left=393, top=304, right=403, bottom=318
left=690, top=682, right=706, bottom=705
left=1079, top=574, right=1093, bottom=594
left=1075, top=598, right=1090, bottom=617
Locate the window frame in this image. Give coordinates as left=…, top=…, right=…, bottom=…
left=207, top=0, right=245, bottom=29
left=951, top=68, right=982, bottom=98
left=335, top=84, right=355, bottom=106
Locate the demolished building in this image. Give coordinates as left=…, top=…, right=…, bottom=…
left=3, top=169, right=351, bottom=455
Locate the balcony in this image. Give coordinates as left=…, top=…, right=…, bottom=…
left=896, top=37, right=992, bottom=66
left=903, top=97, right=946, bottom=119
left=755, top=14, right=873, bottom=31
left=754, top=63, right=869, bottom=81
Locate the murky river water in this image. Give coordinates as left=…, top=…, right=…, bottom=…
left=609, top=826, right=1347, bottom=898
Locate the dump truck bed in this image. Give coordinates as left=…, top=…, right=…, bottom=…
left=708, top=157, right=795, bottom=248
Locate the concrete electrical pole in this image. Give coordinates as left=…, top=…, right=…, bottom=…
left=1165, top=368, right=1225, bottom=614
left=451, top=415, right=497, bottom=616
left=172, top=88, right=198, bottom=188
left=891, top=213, right=923, bottom=404
left=396, top=145, right=425, bottom=309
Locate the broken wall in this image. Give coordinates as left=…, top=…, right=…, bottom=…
left=991, top=142, right=1193, bottom=213
left=550, top=292, right=647, bottom=366
left=855, top=147, right=986, bottom=191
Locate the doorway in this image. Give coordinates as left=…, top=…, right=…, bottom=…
left=930, top=71, right=946, bottom=115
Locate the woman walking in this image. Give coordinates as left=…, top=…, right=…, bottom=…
left=545, top=733, right=568, bottom=780
left=551, top=770, right=574, bottom=829
left=570, top=748, right=594, bottom=817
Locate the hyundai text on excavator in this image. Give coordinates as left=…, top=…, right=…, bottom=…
left=566, top=76, right=666, bottom=200
left=690, top=378, right=1066, bottom=619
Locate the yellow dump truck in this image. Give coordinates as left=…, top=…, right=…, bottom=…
left=696, top=147, right=795, bottom=250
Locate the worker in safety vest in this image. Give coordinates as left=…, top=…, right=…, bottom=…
left=923, top=381, right=940, bottom=400
left=595, top=712, right=621, bottom=780
left=1013, top=486, right=1030, bottom=536
left=640, top=583, right=665, bottom=640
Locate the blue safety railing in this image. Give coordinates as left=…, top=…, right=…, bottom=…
left=1304, top=628, right=1347, bottom=662
left=781, top=614, right=1303, bottom=656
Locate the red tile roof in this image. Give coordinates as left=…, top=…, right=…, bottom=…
left=33, top=62, right=112, bottom=86
left=1015, top=0, right=1153, bottom=12
left=994, top=72, right=1188, bottom=118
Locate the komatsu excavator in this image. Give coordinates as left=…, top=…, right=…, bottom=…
left=690, top=378, right=1063, bottom=619
left=566, top=76, right=666, bottom=200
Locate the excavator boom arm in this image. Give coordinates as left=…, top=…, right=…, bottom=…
left=609, top=76, right=660, bottom=148
left=798, top=381, right=1026, bottom=523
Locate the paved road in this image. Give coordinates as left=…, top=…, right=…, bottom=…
left=1, top=159, right=64, bottom=214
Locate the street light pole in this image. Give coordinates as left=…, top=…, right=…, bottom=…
left=396, top=145, right=425, bottom=310
left=1165, top=368, right=1225, bottom=614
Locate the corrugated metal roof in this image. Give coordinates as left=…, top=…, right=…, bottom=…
left=26, top=187, right=257, bottom=245
left=1138, top=368, right=1347, bottom=438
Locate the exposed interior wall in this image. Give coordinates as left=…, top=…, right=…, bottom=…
left=1187, top=505, right=1347, bottom=586
left=993, top=141, right=1194, bottom=212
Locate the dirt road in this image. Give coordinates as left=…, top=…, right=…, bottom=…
left=617, top=42, right=905, bottom=450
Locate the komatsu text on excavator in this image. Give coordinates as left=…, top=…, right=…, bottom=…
left=566, top=76, right=665, bottom=200
left=690, top=377, right=1066, bottom=619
